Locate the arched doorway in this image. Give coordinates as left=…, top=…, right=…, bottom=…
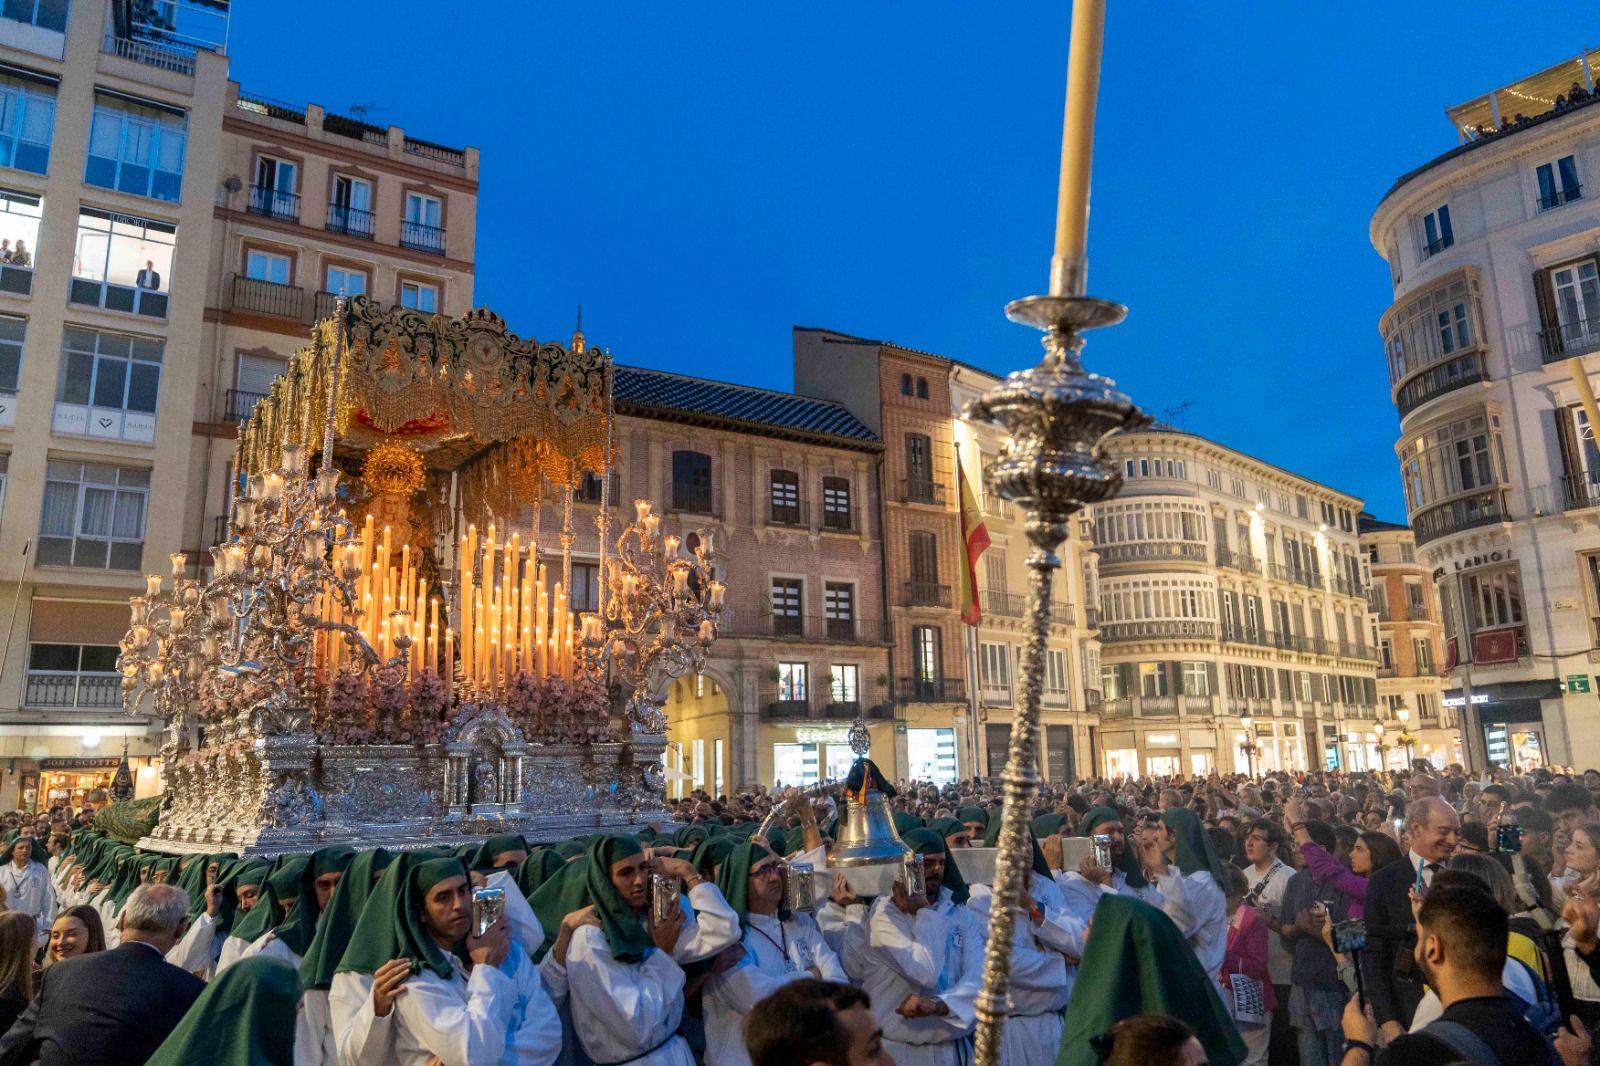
left=661, top=669, right=734, bottom=800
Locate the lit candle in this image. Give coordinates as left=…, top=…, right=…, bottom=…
left=1052, top=0, right=1106, bottom=295
left=444, top=627, right=454, bottom=696
left=170, top=552, right=186, bottom=579
left=261, top=472, right=285, bottom=505
left=430, top=597, right=440, bottom=672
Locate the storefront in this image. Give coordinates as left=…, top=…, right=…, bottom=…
left=22, top=757, right=122, bottom=812
left=1443, top=680, right=1560, bottom=772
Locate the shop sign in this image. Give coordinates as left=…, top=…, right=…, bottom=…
left=895, top=722, right=906, bottom=734
left=1145, top=733, right=1180, bottom=747
left=1567, top=674, right=1592, bottom=695
left=38, top=759, right=120, bottom=771
left=1441, top=693, right=1490, bottom=708
left=794, top=727, right=851, bottom=744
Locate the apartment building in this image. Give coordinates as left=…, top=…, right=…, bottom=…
left=1360, top=515, right=1458, bottom=767
left=0, top=0, right=233, bottom=809
left=523, top=353, right=890, bottom=794
left=1092, top=427, right=1380, bottom=776
left=185, top=83, right=479, bottom=575
left=1371, top=51, right=1600, bottom=770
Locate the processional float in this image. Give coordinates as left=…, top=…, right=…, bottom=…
left=117, top=296, right=725, bottom=854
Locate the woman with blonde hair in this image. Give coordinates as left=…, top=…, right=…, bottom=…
left=0, top=911, right=34, bottom=1031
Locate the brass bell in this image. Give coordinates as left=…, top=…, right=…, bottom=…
left=827, top=787, right=913, bottom=869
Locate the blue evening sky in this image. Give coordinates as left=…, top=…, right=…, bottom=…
left=228, top=3, right=1594, bottom=521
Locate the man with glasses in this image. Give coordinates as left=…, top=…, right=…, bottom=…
left=1241, top=819, right=1293, bottom=1063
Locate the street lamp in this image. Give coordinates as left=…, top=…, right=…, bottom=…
left=1397, top=706, right=1416, bottom=767
left=1240, top=715, right=1258, bottom=778
left=1375, top=722, right=1388, bottom=770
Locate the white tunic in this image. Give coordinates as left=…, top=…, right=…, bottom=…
left=1052, top=867, right=1165, bottom=923
left=243, top=929, right=304, bottom=970
left=391, top=942, right=561, bottom=1066
left=861, top=889, right=986, bottom=1066
left=966, top=883, right=1069, bottom=1066
left=0, top=861, right=55, bottom=943
left=705, top=911, right=847, bottom=1066
left=328, top=970, right=395, bottom=1066
left=485, top=868, right=546, bottom=960
left=165, top=911, right=219, bottom=976
left=1153, top=866, right=1228, bottom=984
left=671, top=881, right=740, bottom=963
left=814, top=900, right=871, bottom=983
left=539, top=925, right=694, bottom=1066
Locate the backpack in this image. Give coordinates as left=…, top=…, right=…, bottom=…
left=1504, top=954, right=1563, bottom=1039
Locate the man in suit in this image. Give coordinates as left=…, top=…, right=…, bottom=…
left=0, top=882, right=204, bottom=1065
left=135, top=259, right=160, bottom=290
left=1361, top=795, right=1459, bottom=1040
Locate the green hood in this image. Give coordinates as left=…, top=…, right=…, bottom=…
left=715, top=842, right=788, bottom=922
left=299, top=848, right=392, bottom=991
left=903, top=827, right=969, bottom=905
left=1079, top=806, right=1147, bottom=889
left=147, top=955, right=299, bottom=1066
left=513, top=848, right=566, bottom=900
left=529, top=835, right=652, bottom=964
left=956, top=806, right=990, bottom=830
left=229, top=855, right=308, bottom=947
left=927, top=816, right=964, bottom=841
left=1160, top=808, right=1229, bottom=888
left=466, top=834, right=527, bottom=872
left=177, top=853, right=236, bottom=920
left=335, top=856, right=466, bottom=981
left=1030, top=813, right=1069, bottom=839
left=104, top=851, right=149, bottom=908
left=214, top=859, right=272, bottom=941
left=272, top=847, right=356, bottom=958
left=1055, top=895, right=1245, bottom=1066
left=891, top=811, right=925, bottom=836
left=670, top=825, right=709, bottom=850
left=690, top=837, right=736, bottom=883
left=983, top=812, right=1050, bottom=878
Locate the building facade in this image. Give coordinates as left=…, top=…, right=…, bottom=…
left=1091, top=428, right=1381, bottom=776
left=1360, top=515, right=1458, bottom=767
left=1371, top=51, right=1600, bottom=771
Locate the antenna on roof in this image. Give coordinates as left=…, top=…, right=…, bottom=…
left=571, top=304, right=586, bottom=353
left=1162, top=400, right=1196, bottom=429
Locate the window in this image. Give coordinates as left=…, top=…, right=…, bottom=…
left=25, top=644, right=119, bottom=709
left=899, top=373, right=912, bottom=396
left=915, top=376, right=928, bottom=399
left=85, top=93, right=186, bottom=202
left=53, top=327, right=162, bottom=442
left=770, top=578, right=803, bottom=637
left=1101, top=664, right=1124, bottom=700
left=823, top=582, right=854, bottom=639
left=1413, top=637, right=1434, bottom=673
left=1464, top=564, right=1523, bottom=631
left=400, top=280, right=438, bottom=313
left=980, top=642, right=1011, bottom=695
left=777, top=661, right=807, bottom=702
left=1552, top=260, right=1600, bottom=340
left=69, top=208, right=174, bottom=318
left=984, top=547, right=1007, bottom=596
left=1230, top=477, right=1246, bottom=498
left=905, top=433, right=934, bottom=500
left=1045, top=648, right=1069, bottom=696
left=329, top=174, right=374, bottom=238
left=1398, top=411, right=1505, bottom=518
left=1182, top=661, right=1209, bottom=696
left=1139, top=661, right=1169, bottom=697
left=1379, top=639, right=1393, bottom=670
left=908, top=530, right=938, bottom=585
left=1537, top=155, right=1581, bottom=210
left=1421, top=204, right=1453, bottom=257
left=1405, top=579, right=1426, bottom=616
left=402, top=191, right=444, bottom=253
left=0, top=71, right=54, bottom=175
left=325, top=263, right=367, bottom=297
left=249, top=155, right=297, bottom=219
left=671, top=450, right=712, bottom=513
left=769, top=469, right=800, bottom=525
left=1299, top=671, right=1314, bottom=702
left=829, top=664, right=859, bottom=705
left=912, top=625, right=940, bottom=684
left=569, top=562, right=599, bottom=612
left=0, top=312, right=21, bottom=395
left=821, top=476, right=852, bottom=530
left=1, top=0, right=68, bottom=32
left=38, top=461, right=148, bottom=568
left=1205, top=468, right=1222, bottom=490
left=245, top=248, right=290, bottom=285
left=230, top=353, right=283, bottom=422
left=1383, top=276, right=1482, bottom=388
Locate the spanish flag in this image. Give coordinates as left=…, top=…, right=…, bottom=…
left=956, top=449, right=991, bottom=626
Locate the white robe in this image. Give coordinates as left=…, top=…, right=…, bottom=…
left=1052, top=867, right=1165, bottom=922
left=485, top=868, right=546, bottom=960
left=671, top=881, right=740, bottom=963
left=166, top=911, right=219, bottom=976
left=216, top=932, right=250, bottom=972
left=861, top=889, right=985, bottom=1066
left=966, top=884, right=1069, bottom=1066
left=329, top=970, right=396, bottom=1066
left=539, top=925, right=694, bottom=1066
left=1152, top=866, right=1228, bottom=985
left=391, top=942, right=561, bottom=1066
left=705, top=911, right=847, bottom=1066
left=0, top=861, right=55, bottom=945
left=814, top=900, right=871, bottom=983
left=242, top=929, right=303, bottom=969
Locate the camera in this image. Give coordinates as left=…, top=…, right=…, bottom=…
left=650, top=874, right=679, bottom=926
left=1495, top=824, right=1523, bottom=854
left=470, top=886, right=504, bottom=938
left=1092, top=833, right=1113, bottom=870
left=1332, top=919, right=1366, bottom=954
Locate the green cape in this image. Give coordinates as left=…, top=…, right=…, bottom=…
left=983, top=813, right=1051, bottom=878
left=1079, top=806, right=1147, bottom=889
left=670, top=825, right=709, bottom=850
left=299, top=848, right=392, bottom=990
left=272, top=847, right=356, bottom=958
left=552, top=841, right=586, bottom=861
left=715, top=842, right=788, bottom=921
left=1054, top=895, right=1245, bottom=1066
left=1160, top=808, right=1229, bottom=888
left=465, top=834, right=527, bottom=872
left=229, top=855, right=309, bottom=947
left=513, top=849, right=566, bottom=900
left=891, top=811, right=925, bottom=836
left=215, top=859, right=272, bottom=940
left=334, top=856, right=465, bottom=980
left=104, top=851, right=149, bottom=909
left=690, top=837, right=736, bottom=882
left=956, top=806, right=990, bottom=829
left=903, top=827, right=969, bottom=905
left=1030, top=813, right=1069, bottom=839
left=528, top=835, right=652, bottom=964
left=764, top=826, right=789, bottom=856
left=927, top=816, right=965, bottom=841
left=147, top=955, right=299, bottom=1066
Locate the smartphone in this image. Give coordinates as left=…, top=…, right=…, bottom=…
left=649, top=874, right=679, bottom=926
left=1333, top=918, right=1366, bottom=953
left=470, top=886, right=504, bottom=938
left=1495, top=824, right=1523, bottom=854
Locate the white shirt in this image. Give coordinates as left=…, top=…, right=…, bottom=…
left=539, top=925, right=694, bottom=1066
left=705, top=910, right=847, bottom=1066
left=1245, top=859, right=1291, bottom=985
left=329, top=970, right=396, bottom=1066
left=1155, top=865, right=1229, bottom=984
left=391, top=942, right=561, bottom=1066
left=0, top=860, right=54, bottom=941
left=1409, top=850, right=1441, bottom=889
left=861, top=888, right=986, bottom=1049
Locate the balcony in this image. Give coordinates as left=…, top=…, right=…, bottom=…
left=768, top=499, right=807, bottom=528
left=1395, top=351, right=1488, bottom=417
left=1083, top=606, right=1100, bottom=629
left=0, top=263, right=31, bottom=297
left=327, top=203, right=375, bottom=240
left=1097, top=541, right=1208, bottom=565
left=896, top=677, right=965, bottom=704
left=981, top=685, right=1012, bottom=708
left=980, top=493, right=1009, bottom=519
left=900, top=478, right=945, bottom=506
left=718, top=608, right=885, bottom=644
left=982, top=590, right=1025, bottom=618
left=103, top=33, right=196, bottom=75
left=903, top=581, right=951, bottom=608
left=1099, top=619, right=1217, bottom=642
left=401, top=220, right=446, bottom=255
left=68, top=277, right=167, bottom=319
left=1042, top=687, right=1070, bottom=707
left=1221, top=623, right=1269, bottom=647
left=820, top=504, right=856, bottom=533
left=668, top=484, right=717, bottom=516
left=223, top=388, right=266, bottom=423
left=1331, top=575, right=1361, bottom=597
left=247, top=185, right=300, bottom=222
left=1216, top=548, right=1261, bottom=574
left=763, top=698, right=810, bottom=720
left=1540, top=320, right=1600, bottom=363
left=230, top=275, right=305, bottom=319
left=1048, top=599, right=1075, bottom=626
left=24, top=671, right=120, bottom=710
left=1413, top=488, right=1510, bottom=545
left=1267, top=562, right=1317, bottom=587
left=1538, top=185, right=1583, bottom=211
left=1563, top=472, right=1600, bottom=511
left=314, top=290, right=344, bottom=322
left=1423, top=236, right=1453, bottom=258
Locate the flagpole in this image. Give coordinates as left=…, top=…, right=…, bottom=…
left=964, top=623, right=983, bottom=779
